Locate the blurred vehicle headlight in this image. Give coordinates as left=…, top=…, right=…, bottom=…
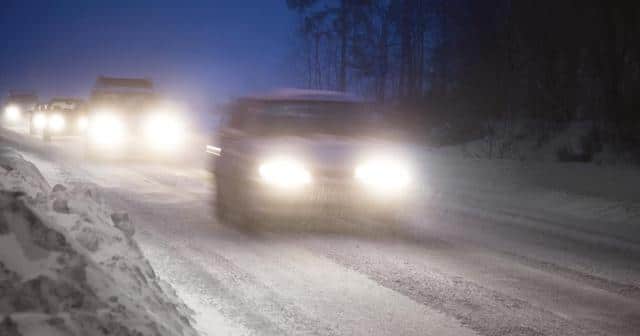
left=48, top=113, right=66, bottom=132
left=88, top=113, right=125, bottom=146
left=143, top=114, right=185, bottom=150
left=33, top=113, right=47, bottom=130
left=4, top=105, right=21, bottom=122
left=258, top=157, right=312, bottom=190
left=77, top=116, right=88, bottom=131
left=355, top=157, right=411, bottom=194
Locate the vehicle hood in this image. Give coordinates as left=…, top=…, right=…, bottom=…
left=241, top=135, right=406, bottom=171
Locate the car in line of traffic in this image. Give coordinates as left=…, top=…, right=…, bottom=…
left=84, top=76, right=189, bottom=160
left=2, top=77, right=190, bottom=160
left=2, top=92, right=88, bottom=141
left=30, top=98, right=88, bottom=141
left=207, top=89, right=418, bottom=227
left=2, top=92, right=38, bottom=132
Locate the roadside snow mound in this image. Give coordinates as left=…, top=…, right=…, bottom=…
left=0, top=149, right=197, bottom=336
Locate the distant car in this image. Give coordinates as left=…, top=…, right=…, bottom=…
left=207, top=89, right=417, bottom=227
left=2, top=92, right=38, bottom=132
left=30, top=98, right=87, bottom=141
left=84, top=76, right=187, bottom=159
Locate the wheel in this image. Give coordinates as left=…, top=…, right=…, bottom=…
left=214, top=175, right=258, bottom=229
left=214, top=182, right=229, bottom=222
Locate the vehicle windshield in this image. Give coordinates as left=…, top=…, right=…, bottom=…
left=90, top=91, right=155, bottom=111
left=50, top=100, right=80, bottom=110
left=8, top=95, right=37, bottom=106
left=233, top=101, right=378, bottom=137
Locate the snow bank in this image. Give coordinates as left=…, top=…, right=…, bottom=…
left=423, top=150, right=640, bottom=249
left=0, top=148, right=198, bottom=336
left=433, top=121, right=638, bottom=165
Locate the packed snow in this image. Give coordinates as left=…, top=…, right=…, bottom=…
left=0, top=148, right=197, bottom=336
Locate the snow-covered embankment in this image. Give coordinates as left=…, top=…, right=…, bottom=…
left=0, top=147, right=198, bottom=336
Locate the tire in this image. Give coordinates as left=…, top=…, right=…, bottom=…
left=214, top=176, right=257, bottom=229
left=214, top=182, right=229, bottom=222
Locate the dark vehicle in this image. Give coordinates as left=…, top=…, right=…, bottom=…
left=31, top=97, right=87, bottom=141
left=85, top=76, right=187, bottom=159
left=208, top=89, right=416, bottom=227
left=2, top=92, right=38, bottom=131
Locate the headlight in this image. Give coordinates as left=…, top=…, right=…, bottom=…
left=4, top=105, right=21, bottom=122
left=48, top=113, right=66, bottom=132
left=143, top=114, right=185, bottom=150
left=258, top=157, right=312, bottom=190
left=355, top=157, right=411, bottom=193
left=33, top=113, right=47, bottom=130
left=88, top=113, right=125, bottom=146
left=77, top=116, right=88, bottom=131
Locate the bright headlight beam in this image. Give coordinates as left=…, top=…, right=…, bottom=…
left=258, top=157, right=311, bottom=189
left=355, top=158, right=410, bottom=193
left=5, top=105, right=21, bottom=121
left=33, top=113, right=47, bottom=130
left=48, top=113, right=66, bottom=132
left=143, top=114, right=185, bottom=150
left=88, top=113, right=125, bottom=146
left=77, top=116, right=88, bottom=131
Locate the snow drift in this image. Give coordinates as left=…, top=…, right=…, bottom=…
left=0, top=147, right=198, bottom=336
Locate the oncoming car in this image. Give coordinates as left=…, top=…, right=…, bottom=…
left=2, top=92, right=38, bottom=131
left=30, top=97, right=87, bottom=141
left=84, top=76, right=188, bottom=159
left=208, top=89, right=418, bottom=227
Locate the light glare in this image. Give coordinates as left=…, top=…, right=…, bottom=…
left=77, top=116, right=88, bottom=131
left=88, top=113, right=126, bottom=146
left=355, top=158, right=410, bottom=193
left=143, top=114, right=185, bottom=150
left=5, top=105, right=21, bottom=122
left=48, top=114, right=66, bottom=132
left=33, top=113, right=47, bottom=130
left=259, top=157, right=311, bottom=189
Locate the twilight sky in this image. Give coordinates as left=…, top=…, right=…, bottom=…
left=0, top=0, right=298, bottom=116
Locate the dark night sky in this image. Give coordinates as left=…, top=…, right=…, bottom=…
left=0, top=0, right=297, bottom=120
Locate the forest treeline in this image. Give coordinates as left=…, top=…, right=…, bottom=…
left=286, top=0, right=640, bottom=158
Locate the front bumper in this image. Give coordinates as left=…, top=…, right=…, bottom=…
left=86, top=134, right=186, bottom=159
left=246, top=178, right=413, bottom=219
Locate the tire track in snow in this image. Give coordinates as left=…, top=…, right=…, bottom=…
left=303, top=236, right=615, bottom=336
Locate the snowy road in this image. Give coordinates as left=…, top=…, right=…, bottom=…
left=3, top=129, right=640, bottom=336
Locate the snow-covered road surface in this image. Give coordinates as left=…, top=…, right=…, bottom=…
left=3, top=128, right=639, bottom=336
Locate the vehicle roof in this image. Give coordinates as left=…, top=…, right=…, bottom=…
left=240, top=88, right=365, bottom=103
left=94, top=76, right=154, bottom=90
left=49, top=97, right=83, bottom=103
left=7, top=92, right=37, bottom=101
